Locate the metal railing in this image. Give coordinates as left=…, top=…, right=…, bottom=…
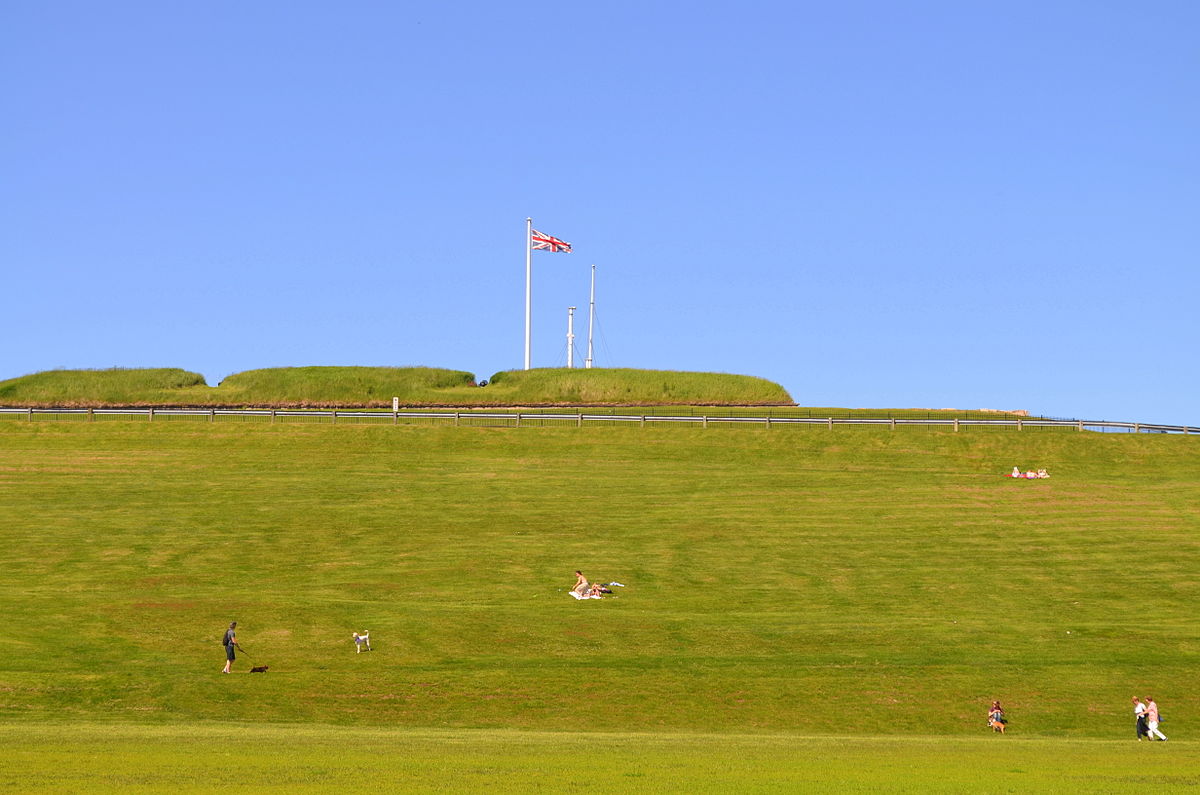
left=0, top=407, right=1193, bottom=434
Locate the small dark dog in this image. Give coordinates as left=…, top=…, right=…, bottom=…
left=249, top=665, right=269, bottom=673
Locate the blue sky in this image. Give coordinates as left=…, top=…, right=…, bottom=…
left=2, top=1, right=1196, bottom=423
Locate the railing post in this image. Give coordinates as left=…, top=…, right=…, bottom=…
left=455, top=412, right=461, bottom=427
left=640, top=415, right=646, bottom=427
left=271, top=410, right=276, bottom=424
left=27, top=408, right=33, bottom=422
left=331, top=410, right=337, bottom=425
left=954, top=418, right=959, bottom=432
left=890, top=418, right=896, bottom=431
left=209, top=409, right=215, bottom=423
left=703, top=415, right=708, bottom=429
left=393, top=411, right=398, bottom=425
left=148, top=407, right=154, bottom=423
left=827, top=417, right=833, bottom=430
left=765, top=416, right=771, bottom=429
left=577, top=412, right=583, bottom=428
left=88, top=408, right=94, bottom=422
left=515, top=413, right=521, bottom=428
left=1017, top=419, right=1022, bottom=431
left=1078, top=420, right=1083, bottom=432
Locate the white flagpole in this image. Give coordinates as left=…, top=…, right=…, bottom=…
left=524, top=217, right=532, bottom=370
left=585, top=264, right=595, bottom=369
left=567, top=306, right=576, bottom=368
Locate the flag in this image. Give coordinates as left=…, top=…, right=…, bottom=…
left=530, top=230, right=572, bottom=253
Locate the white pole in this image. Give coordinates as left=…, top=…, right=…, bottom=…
left=524, top=217, right=532, bottom=370
left=567, top=306, right=576, bottom=368
left=585, top=264, right=595, bottom=369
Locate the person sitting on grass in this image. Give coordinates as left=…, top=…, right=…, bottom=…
left=572, top=571, right=589, bottom=597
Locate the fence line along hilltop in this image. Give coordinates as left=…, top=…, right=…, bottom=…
left=0, top=406, right=1193, bottom=434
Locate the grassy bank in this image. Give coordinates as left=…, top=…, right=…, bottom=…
left=0, top=366, right=793, bottom=407
left=0, top=422, right=1196, bottom=738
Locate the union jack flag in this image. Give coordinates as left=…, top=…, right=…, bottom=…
left=530, top=230, right=572, bottom=253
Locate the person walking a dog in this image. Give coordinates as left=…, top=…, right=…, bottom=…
left=222, top=621, right=238, bottom=674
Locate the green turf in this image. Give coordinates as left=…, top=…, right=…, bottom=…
left=0, top=422, right=1195, bottom=786
left=1, top=724, right=1194, bottom=793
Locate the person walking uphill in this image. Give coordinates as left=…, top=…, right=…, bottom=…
left=222, top=622, right=238, bottom=674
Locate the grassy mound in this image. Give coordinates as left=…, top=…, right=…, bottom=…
left=483, top=367, right=793, bottom=405
left=0, top=421, right=1195, bottom=739
left=213, top=366, right=476, bottom=407
left=0, top=367, right=207, bottom=407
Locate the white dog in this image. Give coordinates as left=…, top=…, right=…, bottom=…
left=352, top=631, right=371, bottom=653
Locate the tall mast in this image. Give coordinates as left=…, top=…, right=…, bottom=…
left=585, top=264, right=596, bottom=369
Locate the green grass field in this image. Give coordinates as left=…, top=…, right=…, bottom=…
left=1, top=421, right=1195, bottom=788
left=3, top=724, right=1196, bottom=793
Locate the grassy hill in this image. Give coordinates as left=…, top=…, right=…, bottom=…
left=483, top=367, right=793, bottom=405
left=0, top=420, right=1196, bottom=741
left=0, top=366, right=794, bottom=408
left=0, top=367, right=209, bottom=406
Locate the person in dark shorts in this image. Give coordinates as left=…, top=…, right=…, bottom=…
left=222, top=622, right=238, bottom=674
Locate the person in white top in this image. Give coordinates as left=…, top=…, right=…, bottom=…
left=1133, top=696, right=1149, bottom=740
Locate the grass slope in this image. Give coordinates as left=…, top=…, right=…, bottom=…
left=0, top=421, right=1196, bottom=742
left=0, top=366, right=793, bottom=407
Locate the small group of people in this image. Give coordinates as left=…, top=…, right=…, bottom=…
left=572, top=570, right=620, bottom=599
left=1134, top=696, right=1168, bottom=741
left=988, top=697, right=1172, bottom=739
left=1009, top=466, right=1050, bottom=479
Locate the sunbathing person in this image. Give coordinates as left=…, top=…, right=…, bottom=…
left=1037, top=468, right=1050, bottom=479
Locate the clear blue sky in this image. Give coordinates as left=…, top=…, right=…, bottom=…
left=3, top=1, right=1196, bottom=423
